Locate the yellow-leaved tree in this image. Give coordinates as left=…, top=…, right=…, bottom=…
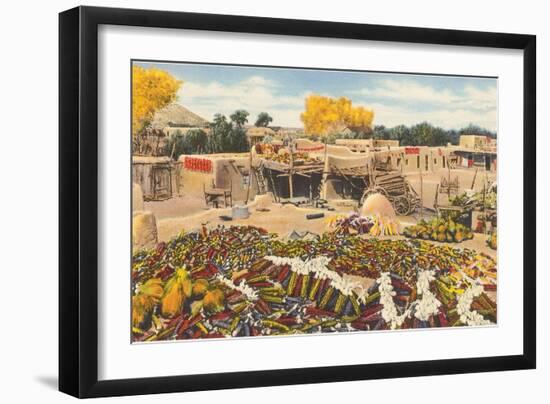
left=300, top=95, right=374, bottom=137
left=132, top=66, right=183, bottom=137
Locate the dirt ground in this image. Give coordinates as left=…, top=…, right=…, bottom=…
left=144, top=194, right=208, bottom=221
left=406, top=167, right=496, bottom=212
left=150, top=195, right=496, bottom=259
left=143, top=166, right=497, bottom=260
left=154, top=197, right=346, bottom=241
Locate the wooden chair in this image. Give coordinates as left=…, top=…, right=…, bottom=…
left=203, top=179, right=232, bottom=208
left=439, top=176, right=459, bottom=196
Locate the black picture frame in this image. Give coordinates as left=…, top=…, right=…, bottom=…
left=59, top=5, right=536, bottom=398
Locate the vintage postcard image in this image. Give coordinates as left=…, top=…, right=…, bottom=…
left=131, top=61, right=497, bottom=342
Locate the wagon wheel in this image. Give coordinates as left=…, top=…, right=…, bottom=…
left=360, top=186, right=388, bottom=205
left=393, top=196, right=411, bottom=216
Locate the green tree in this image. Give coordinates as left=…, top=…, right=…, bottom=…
left=209, top=114, right=232, bottom=153
left=409, top=122, right=450, bottom=147
left=431, top=126, right=450, bottom=146
left=458, top=124, right=496, bottom=138
left=208, top=112, right=250, bottom=153
left=167, top=129, right=208, bottom=158
left=230, top=109, right=249, bottom=128
left=373, top=125, right=390, bottom=140
left=447, top=129, right=459, bottom=145
left=361, top=123, right=495, bottom=147
left=229, top=126, right=250, bottom=152
left=186, top=129, right=208, bottom=154
left=389, top=125, right=413, bottom=145
left=255, top=112, right=273, bottom=127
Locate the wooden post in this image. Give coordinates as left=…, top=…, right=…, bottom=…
left=170, top=135, right=177, bottom=160
left=245, top=147, right=253, bottom=204
left=324, top=136, right=328, bottom=164
left=419, top=166, right=424, bottom=219
left=471, top=167, right=478, bottom=190
left=447, top=162, right=451, bottom=200
left=481, top=184, right=487, bottom=234
left=288, top=144, right=294, bottom=199
left=320, top=136, right=329, bottom=200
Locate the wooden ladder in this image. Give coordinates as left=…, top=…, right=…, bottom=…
left=254, top=166, right=267, bottom=194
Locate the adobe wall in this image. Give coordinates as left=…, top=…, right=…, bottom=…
left=177, top=154, right=257, bottom=203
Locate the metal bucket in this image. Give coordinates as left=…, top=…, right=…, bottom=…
left=232, top=205, right=250, bottom=219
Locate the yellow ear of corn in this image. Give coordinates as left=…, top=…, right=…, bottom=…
left=132, top=294, right=156, bottom=329
left=138, top=278, right=164, bottom=301
left=203, top=288, right=225, bottom=314
left=326, top=214, right=346, bottom=227
left=161, top=267, right=192, bottom=318
left=161, top=282, right=185, bottom=318
left=192, top=279, right=209, bottom=297
left=190, top=300, right=204, bottom=317
left=369, top=223, right=379, bottom=236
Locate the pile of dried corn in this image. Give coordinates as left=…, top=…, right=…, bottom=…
left=132, top=225, right=497, bottom=342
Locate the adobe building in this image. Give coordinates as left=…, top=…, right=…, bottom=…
left=452, top=135, right=497, bottom=171
left=177, top=153, right=258, bottom=203
left=132, top=103, right=211, bottom=201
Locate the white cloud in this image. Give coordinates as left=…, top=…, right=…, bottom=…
left=359, top=80, right=460, bottom=104
left=357, top=79, right=496, bottom=112
left=354, top=79, right=497, bottom=131
left=177, top=76, right=307, bottom=126
left=364, top=102, right=497, bottom=132
left=460, top=85, right=497, bottom=111
left=175, top=75, right=497, bottom=130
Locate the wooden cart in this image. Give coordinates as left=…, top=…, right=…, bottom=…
left=329, top=163, right=420, bottom=216
left=360, top=170, right=421, bottom=215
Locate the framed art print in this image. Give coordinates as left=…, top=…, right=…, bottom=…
left=59, top=6, right=536, bottom=398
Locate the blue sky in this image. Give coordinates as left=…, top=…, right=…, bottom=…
left=135, top=61, right=497, bottom=131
